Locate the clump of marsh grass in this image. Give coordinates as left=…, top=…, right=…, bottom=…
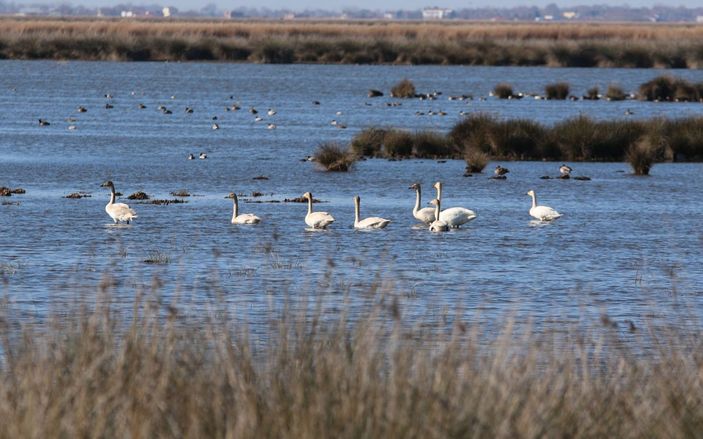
left=1, top=283, right=703, bottom=438
left=381, top=129, right=414, bottom=157
left=127, top=191, right=149, bottom=200
left=313, top=142, right=357, bottom=171
left=390, top=78, right=416, bottom=98
left=350, top=127, right=387, bottom=157
left=627, top=134, right=663, bottom=175
left=584, top=86, right=600, bottom=100
left=545, top=82, right=570, bottom=100
left=606, top=84, right=627, bottom=101
left=638, top=75, right=701, bottom=102
left=493, top=83, right=514, bottom=99
left=412, top=130, right=456, bottom=157
left=464, top=148, right=490, bottom=173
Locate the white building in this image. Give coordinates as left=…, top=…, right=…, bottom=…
left=422, top=8, right=454, bottom=20
left=162, top=7, right=171, bottom=17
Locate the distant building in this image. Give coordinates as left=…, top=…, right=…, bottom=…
left=422, top=7, right=454, bottom=20
left=697, top=16, right=703, bottom=23
left=543, top=15, right=554, bottom=21
left=563, top=11, right=577, bottom=19
left=162, top=7, right=171, bottom=17
left=120, top=10, right=134, bottom=17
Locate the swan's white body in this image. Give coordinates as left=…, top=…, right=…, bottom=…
left=303, top=192, right=334, bottom=229
left=354, top=196, right=390, bottom=229
left=433, top=181, right=477, bottom=228
left=101, top=181, right=137, bottom=224
left=527, top=190, right=562, bottom=221
left=428, top=199, right=449, bottom=232
left=230, top=193, right=261, bottom=224
left=409, top=183, right=436, bottom=224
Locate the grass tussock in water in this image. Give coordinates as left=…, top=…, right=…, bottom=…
left=4, top=19, right=703, bottom=67
left=351, top=114, right=703, bottom=165
left=638, top=75, right=703, bottom=102
left=390, top=78, right=416, bottom=98
left=605, top=84, right=627, bottom=101
left=313, top=142, right=358, bottom=172
left=545, top=82, right=570, bottom=100
left=0, top=284, right=702, bottom=438
left=493, top=83, right=514, bottom=99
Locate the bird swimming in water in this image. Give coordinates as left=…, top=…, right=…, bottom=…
left=494, top=165, right=510, bottom=176
left=559, top=164, right=573, bottom=176
left=187, top=153, right=195, bottom=160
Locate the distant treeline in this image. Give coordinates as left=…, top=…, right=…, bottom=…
left=3, top=19, right=703, bottom=67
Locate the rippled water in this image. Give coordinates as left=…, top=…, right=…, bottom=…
left=1, top=61, right=701, bottom=329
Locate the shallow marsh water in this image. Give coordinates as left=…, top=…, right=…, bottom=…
left=0, top=61, right=701, bottom=332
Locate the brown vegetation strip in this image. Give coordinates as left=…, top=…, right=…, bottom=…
left=2, top=18, right=703, bottom=66
left=0, top=290, right=701, bottom=437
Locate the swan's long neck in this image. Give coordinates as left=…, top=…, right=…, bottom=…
left=530, top=193, right=537, bottom=208
left=232, top=194, right=239, bottom=220
left=307, top=196, right=313, bottom=216
left=108, top=186, right=115, bottom=205
left=413, top=187, right=421, bottom=213
left=434, top=199, right=441, bottom=220
left=354, top=198, right=360, bottom=225
left=435, top=183, right=442, bottom=201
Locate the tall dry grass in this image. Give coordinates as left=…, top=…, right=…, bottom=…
left=2, top=18, right=703, bottom=66
left=0, top=278, right=702, bottom=438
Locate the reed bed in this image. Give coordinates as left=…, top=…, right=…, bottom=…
left=349, top=115, right=703, bottom=172
left=3, top=18, right=703, bottom=66
left=0, top=278, right=702, bottom=438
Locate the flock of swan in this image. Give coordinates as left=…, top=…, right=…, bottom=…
left=100, top=180, right=562, bottom=231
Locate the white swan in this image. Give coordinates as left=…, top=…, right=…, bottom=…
left=229, top=193, right=261, bottom=224
left=433, top=181, right=477, bottom=228
left=428, top=199, right=449, bottom=232
left=100, top=181, right=137, bottom=224
left=409, top=183, right=436, bottom=224
left=527, top=190, right=562, bottom=221
left=353, top=196, right=390, bottom=229
left=303, top=192, right=334, bottom=229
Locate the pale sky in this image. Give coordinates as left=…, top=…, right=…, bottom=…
left=86, top=0, right=699, bottom=11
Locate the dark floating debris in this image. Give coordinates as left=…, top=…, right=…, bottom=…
left=147, top=199, right=187, bottom=205
left=463, top=173, right=473, bottom=177
left=251, top=192, right=264, bottom=197
left=127, top=191, right=150, bottom=200
left=540, top=176, right=551, bottom=179
left=0, top=187, right=25, bottom=196
left=284, top=196, right=320, bottom=203
left=170, top=190, right=191, bottom=197
left=368, top=89, right=384, bottom=98
left=490, top=176, right=507, bottom=180
left=253, top=175, right=269, bottom=180
left=65, top=192, right=91, bottom=199
left=573, top=176, right=592, bottom=181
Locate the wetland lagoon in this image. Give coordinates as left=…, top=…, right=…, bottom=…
left=1, top=59, right=703, bottom=436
